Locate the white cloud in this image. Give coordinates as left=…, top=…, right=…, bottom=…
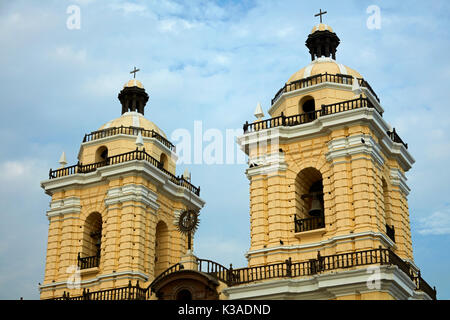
left=53, top=46, right=87, bottom=63
left=418, top=208, right=450, bottom=235
left=157, top=18, right=200, bottom=33
left=81, top=73, right=125, bottom=98
left=109, top=2, right=147, bottom=15
left=0, top=159, right=45, bottom=182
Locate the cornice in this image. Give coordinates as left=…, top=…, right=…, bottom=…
left=237, top=108, right=415, bottom=172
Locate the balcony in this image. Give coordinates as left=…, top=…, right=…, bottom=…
left=294, top=216, right=325, bottom=233
left=83, top=126, right=175, bottom=152
left=48, top=149, right=201, bottom=196
left=243, top=96, right=408, bottom=149
left=271, top=73, right=380, bottom=106
left=78, top=252, right=100, bottom=270
left=51, top=248, right=437, bottom=300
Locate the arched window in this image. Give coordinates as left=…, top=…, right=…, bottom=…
left=299, top=96, right=317, bottom=122
left=176, top=289, right=193, bottom=301
left=382, top=178, right=395, bottom=242
left=154, top=221, right=170, bottom=277
left=159, top=153, right=168, bottom=171
left=79, top=212, right=102, bottom=269
left=95, top=146, right=108, bottom=163
left=295, top=168, right=325, bottom=232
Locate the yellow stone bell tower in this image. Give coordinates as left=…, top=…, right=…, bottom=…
left=39, top=74, right=204, bottom=299
left=230, top=21, right=435, bottom=300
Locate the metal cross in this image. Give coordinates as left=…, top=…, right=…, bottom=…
left=130, top=66, right=140, bottom=79
left=315, top=9, right=327, bottom=23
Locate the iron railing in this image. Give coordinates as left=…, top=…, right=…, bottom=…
left=271, top=73, right=380, bottom=106
left=148, top=262, right=185, bottom=297
left=294, top=216, right=325, bottom=233
left=196, top=259, right=231, bottom=284
left=50, top=248, right=436, bottom=300
left=243, top=96, right=408, bottom=150
left=243, top=95, right=374, bottom=134
left=53, top=280, right=146, bottom=300
left=150, top=248, right=436, bottom=299
left=48, top=149, right=200, bottom=196
left=83, top=126, right=175, bottom=152
left=387, top=128, right=408, bottom=149
left=77, top=253, right=100, bottom=270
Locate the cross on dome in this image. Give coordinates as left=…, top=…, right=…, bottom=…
left=130, top=66, right=140, bottom=79
left=315, top=9, right=327, bottom=23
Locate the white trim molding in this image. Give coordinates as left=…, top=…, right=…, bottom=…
left=46, top=197, right=81, bottom=219
left=246, top=151, right=288, bottom=179
left=326, top=134, right=384, bottom=167
left=390, top=168, right=411, bottom=197
left=237, top=107, right=415, bottom=173
left=41, top=160, right=205, bottom=212
left=105, top=184, right=160, bottom=211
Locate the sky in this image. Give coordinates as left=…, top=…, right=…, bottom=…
left=0, top=0, right=449, bottom=300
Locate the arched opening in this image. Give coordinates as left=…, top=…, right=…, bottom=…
left=154, top=221, right=170, bottom=278
left=382, top=178, right=389, bottom=222
left=299, top=96, right=317, bottom=122
left=80, top=212, right=102, bottom=268
left=95, top=146, right=108, bottom=163
left=159, top=153, right=168, bottom=171
left=302, top=99, right=315, bottom=113
left=295, top=168, right=325, bottom=232
left=382, top=178, right=395, bottom=242
left=176, top=289, right=192, bottom=301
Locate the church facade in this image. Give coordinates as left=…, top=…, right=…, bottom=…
left=39, top=20, right=436, bottom=300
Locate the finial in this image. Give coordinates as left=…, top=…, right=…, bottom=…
left=315, top=9, right=327, bottom=24
left=135, top=131, right=144, bottom=149
left=59, top=151, right=67, bottom=168
left=254, top=102, right=264, bottom=121
left=130, top=66, right=140, bottom=79
left=352, top=76, right=363, bottom=96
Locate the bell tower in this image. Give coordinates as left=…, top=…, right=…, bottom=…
left=39, top=72, right=204, bottom=299
left=235, top=20, right=434, bottom=300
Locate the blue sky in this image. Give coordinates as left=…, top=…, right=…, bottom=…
left=0, top=0, right=449, bottom=300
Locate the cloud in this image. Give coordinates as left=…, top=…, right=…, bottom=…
left=417, top=208, right=450, bottom=236
left=0, top=158, right=50, bottom=299
left=52, top=46, right=87, bottom=63
left=1, top=0, right=450, bottom=299
left=109, top=2, right=148, bottom=15
left=0, top=159, right=48, bottom=188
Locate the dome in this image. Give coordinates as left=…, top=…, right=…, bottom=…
left=124, top=79, right=144, bottom=89
left=287, top=57, right=363, bottom=83
left=99, top=111, right=167, bottom=138
left=310, top=23, right=333, bottom=34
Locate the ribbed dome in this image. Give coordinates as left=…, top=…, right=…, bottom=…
left=124, top=79, right=144, bottom=89
left=99, top=112, right=167, bottom=138
left=310, top=23, right=333, bottom=34
left=287, top=57, right=362, bottom=83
